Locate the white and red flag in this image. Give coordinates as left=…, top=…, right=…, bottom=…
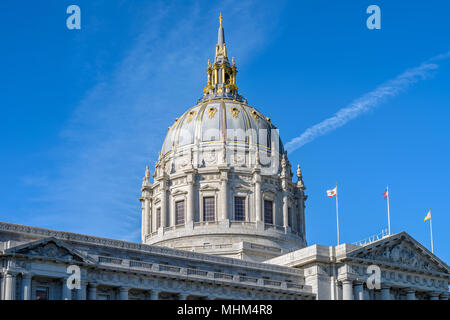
left=327, top=187, right=337, bottom=198
left=383, top=189, right=388, bottom=200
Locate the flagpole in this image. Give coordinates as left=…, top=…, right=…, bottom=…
left=336, top=183, right=340, bottom=246
left=430, top=216, right=434, bottom=254
left=387, top=185, right=391, bottom=236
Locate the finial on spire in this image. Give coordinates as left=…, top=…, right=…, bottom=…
left=219, top=12, right=223, bottom=27
left=296, top=164, right=306, bottom=190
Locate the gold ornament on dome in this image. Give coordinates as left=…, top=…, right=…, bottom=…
left=207, top=107, right=217, bottom=119
left=187, top=110, right=197, bottom=123
left=230, top=107, right=240, bottom=118
left=251, top=110, right=259, bottom=120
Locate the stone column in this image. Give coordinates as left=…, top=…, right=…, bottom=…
left=4, top=272, right=16, bottom=300
left=254, top=171, right=262, bottom=223
left=429, top=292, right=440, bottom=300
left=186, top=173, right=195, bottom=226
left=77, top=281, right=87, bottom=300
left=160, top=180, right=167, bottom=228
left=342, top=280, right=353, bottom=300
left=21, top=273, right=32, bottom=300
left=150, top=290, right=159, bottom=300
left=381, top=285, right=391, bottom=300
left=353, top=281, right=364, bottom=300
left=405, top=289, right=415, bottom=300
left=178, top=293, right=189, bottom=300
left=219, top=170, right=228, bottom=221
left=62, top=277, right=72, bottom=300
left=87, top=283, right=97, bottom=300
left=282, top=191, right=288, bottom=228
left=119, top=287, right=129, bottom=300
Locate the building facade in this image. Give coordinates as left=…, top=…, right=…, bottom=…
left=0, top=15, right=448, bottom=300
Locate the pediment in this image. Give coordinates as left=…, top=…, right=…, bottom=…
left=5, top=237, right=92, bottom=264
left=199, top=184, right=219, bottom=191
left=346, top=232, right=448, bottom=275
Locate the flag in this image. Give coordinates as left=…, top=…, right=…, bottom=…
left=327, top=187, right=337, bottom=198
left=424, top=211, right=431, bottom=222
left=383, top=189, right=388, bottom=200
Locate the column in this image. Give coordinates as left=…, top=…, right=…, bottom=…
left=87, top=283, right=97, bottom=300
left=160, top=181, right=167, bottom=228
left=4, top=272, right=16, bottom=300
left=405, top=289, right=415, bottom=300
left=62, top=277, right=72, bottom=300
left=381, top=285, right=391, bottom=300
left=119, top=287, right=129, bottom=300
left=186, top=174, right=195, bottom=226
left=220, top=170, right=228, bottom=221
left=178, top=293, right=189, bottom=300
left=21, top=273, right=32, bottom=300
left=77, top=281, right=87, bottom=300
left=353, top=281, right=364, bottom=300
left=150, top=290, right=159, bottom=300
left=428, top=292, right=440, bottom=300
left=282, top=191, right=288, bottom=228
left=254, top=172, right=262, bottom=223
left=342, top=280, right=353, bottom=300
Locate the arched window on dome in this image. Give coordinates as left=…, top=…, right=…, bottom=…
left=203, top=197, right=215, bottom=222
left=234, top=196, right=245, bottom=221
left=175, top=200, right=185, bottom=225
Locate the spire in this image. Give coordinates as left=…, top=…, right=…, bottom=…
left=200, top=13, right=245, bottom=103
left=218, top=13, right=225, bottom=47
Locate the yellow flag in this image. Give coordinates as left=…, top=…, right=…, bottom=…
left=424, top=211, right=431, bottom=222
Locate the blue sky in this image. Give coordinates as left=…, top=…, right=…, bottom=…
left=1, top=0, right=449, bottom=262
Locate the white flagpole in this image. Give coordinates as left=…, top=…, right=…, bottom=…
left=387, top=185, right=391, bottom=236
left=336, top=183, right=340, bottom=246
left=430, top=216, right=434, bottom=254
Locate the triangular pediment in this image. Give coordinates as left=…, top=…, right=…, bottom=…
left=5, top=237, right=93, bottom=264
left=345, top=232, right=449, bottom=275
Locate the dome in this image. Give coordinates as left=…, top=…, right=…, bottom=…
left=140, top=14, right=307, bottom=262
left=162, top=100, right=285, bottom=158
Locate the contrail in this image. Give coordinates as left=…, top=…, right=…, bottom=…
left=285, top=52, right=450, bottom=153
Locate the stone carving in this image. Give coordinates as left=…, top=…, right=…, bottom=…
left=355, top=241, right=442, bottom=273
left=22, top=242, right=75, bottom=261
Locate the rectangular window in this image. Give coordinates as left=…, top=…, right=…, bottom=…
left=264, top=200, right=273, bottom=224
left=203, top=197, right=215, bottom=222
left=175, top=200, right=185, bottom=225
left=288, top=207, right=292, bottom=227
left=234, top=197, right=245, bottom=221
left=36, top=287, right=49, bottom=300
left=156, top=208, right=161, bottom=229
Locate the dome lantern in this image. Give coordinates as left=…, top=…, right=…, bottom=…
left=202, top=14, right=243, bottom=103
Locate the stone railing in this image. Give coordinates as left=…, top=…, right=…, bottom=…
left=98, top=256, right=122, bottom=265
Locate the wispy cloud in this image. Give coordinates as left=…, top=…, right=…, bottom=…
left=22, top=0, right=285, bottom=241
left=286, top=52, right=450, bottom=153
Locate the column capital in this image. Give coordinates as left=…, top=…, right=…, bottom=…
left=340, top=278, right=353, bottom=285
left=21, top=272, right=33, bottom=279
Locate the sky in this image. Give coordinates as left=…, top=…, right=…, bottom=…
left=0, top=0, right=449, bottom=262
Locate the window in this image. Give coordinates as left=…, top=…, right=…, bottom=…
left=175, top=200, right=185, bottom=225
left=36, top=287, right=49, bottom=300
left=288, top=207, right=292, bottom=227
left=264, top=200, right=273, bottom=224
left=234, top=197, right=245, bottom=221
left=156, top=208, right=161, bottom=229
left=203, top=197, right=215, bottom=221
